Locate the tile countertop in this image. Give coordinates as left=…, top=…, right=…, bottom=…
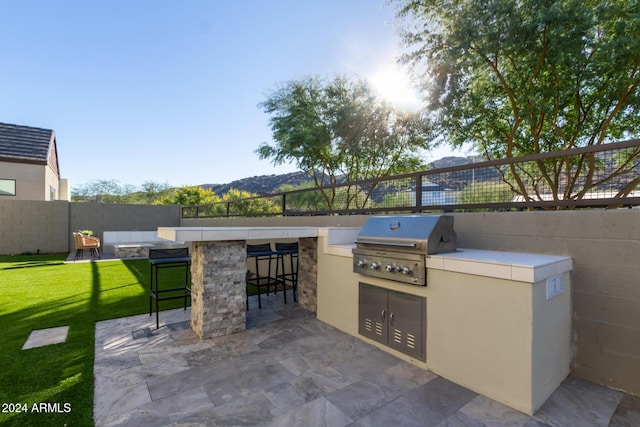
left=315, top=224, right=572, bottom=283
left=326, top=245, right=572, bottom=283
left=426, top=249, right=572, bottom=283
left=158, top=226, right=572, bottom=283
left=157, top=226, right=319, bottom=243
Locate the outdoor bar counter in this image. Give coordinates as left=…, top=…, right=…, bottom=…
left=157, top=226, right=318, bottom=339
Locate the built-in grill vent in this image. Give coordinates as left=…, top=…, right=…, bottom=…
left=375, top=322, right=384, bottom=337
left=406, top=333, right=416, bottom=349
left=393, top=329, right=402, bottom=345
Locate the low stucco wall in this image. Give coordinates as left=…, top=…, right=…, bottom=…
left=426, top=269, right=571, bottom=413
left=451, top=210, right=640, bottom=396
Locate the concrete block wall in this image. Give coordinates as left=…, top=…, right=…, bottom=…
left=0, top=200, right=181, bottom=255
left=0, top=200, right=70, bottom=254
left=70, top=202, right=182, bottom=251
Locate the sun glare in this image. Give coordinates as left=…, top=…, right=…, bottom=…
left=369, top=64, right=421, bottom=111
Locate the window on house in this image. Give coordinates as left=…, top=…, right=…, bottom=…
left=50, top=185, right=56, bottom=201
left=0, top=179, right=16, bottom=196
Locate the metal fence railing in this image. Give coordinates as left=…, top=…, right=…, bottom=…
left=182, top=139, right=640, bottom=218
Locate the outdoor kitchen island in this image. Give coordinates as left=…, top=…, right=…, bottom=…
left=316, top=225, right=573, bottom=416
left=157, top=226, right=319, bottom=339
left=157, top=223, right=573, bottom=416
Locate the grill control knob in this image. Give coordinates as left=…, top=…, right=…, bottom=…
left=385, top=264, right=394, bottom=272
left=401, top=266, right=412, bottom=275
left=356, top=260, right=366, bottom=268
left=370, top=262, right=380, bottom=270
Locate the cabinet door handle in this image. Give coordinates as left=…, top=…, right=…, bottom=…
left=381, top=309, right=386, bottom=322
left=389, top=312, right=395, bottom=326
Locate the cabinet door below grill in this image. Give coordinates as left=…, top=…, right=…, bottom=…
left=388, top=290, right=426, bottom=361
left=358, top=283, right=388, bottom=344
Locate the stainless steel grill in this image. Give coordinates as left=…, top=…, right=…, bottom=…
left=352, top=215, right=456, bottom=285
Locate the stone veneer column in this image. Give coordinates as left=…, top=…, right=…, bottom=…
left=297, top=237, right=317, bottom=313
left=190, top=240, right=246, bottom=339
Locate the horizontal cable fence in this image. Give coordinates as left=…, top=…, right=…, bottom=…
left=183, top=139, right=640, bottom=218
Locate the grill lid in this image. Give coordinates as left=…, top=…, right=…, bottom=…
left=355, top=215, right=456, bottom=255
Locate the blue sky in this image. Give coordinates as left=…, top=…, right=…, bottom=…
left=0, top=0, right=462, bottom=190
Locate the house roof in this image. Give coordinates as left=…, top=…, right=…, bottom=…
left=0, top=122, right=55, bottom=164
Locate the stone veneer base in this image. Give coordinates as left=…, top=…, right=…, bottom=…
left=297, top=237, right=318, bottom=313
left=190, top=240, right=246, bottom=339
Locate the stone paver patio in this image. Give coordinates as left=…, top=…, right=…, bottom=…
left=94, top=292, right=640, bottom=426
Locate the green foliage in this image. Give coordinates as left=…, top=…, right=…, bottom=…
left=280, top=181, right=380, bottom=212
left=140, top=180, right=174, bottom=204
left=222, top=188, right=281, bottom=216
left=378, top=179, right=419, bottom=209
left=396, top=0, right=640, bottom=204
left=71, top=181, right=282, bottom=216
left=258, top=75, right=432, bottom=210
left=71, top=180, right=173, bottom=204
left=280, top=182, right=329, bottom=212
left=156, top=185, right=221, bottom=206
left=459, top=182, right=515, bottom=205
left=172, top=188, right=281, bottom=216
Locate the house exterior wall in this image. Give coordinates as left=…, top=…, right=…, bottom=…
left=44, top=163, right=60, bottom=200
left=0, top=161, right=52, bottom=201
left=0, top=138, right=61, bottom=201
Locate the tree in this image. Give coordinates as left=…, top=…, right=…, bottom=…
left=71, top=180, right=135, bottom=203
left=396, top=0, right=640, bottom=206
left=458, top=182, right=515, bottom=208
left=222, top=189, right=281, bottom=216
left=140, top=181, right=173, bottom=204
left=257, top=75, right=432, bottom=211
left=279, top=182, right=328, bottom=212
left=72, top=180, right=174, bottom=204
left=156, top=186, right=220, bottom=206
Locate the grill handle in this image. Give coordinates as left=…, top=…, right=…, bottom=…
left=355, top=238, right=418, bottom=248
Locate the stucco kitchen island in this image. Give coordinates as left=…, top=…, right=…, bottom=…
left=157, top=226, right=318, bottom=339
left=315, top=226, right=573, bottom=415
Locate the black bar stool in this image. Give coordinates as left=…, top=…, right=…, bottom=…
left=274, top=242, right=298, bottom=304
left=149, top=247, right=191, bottom=329
left=246, top=243, right=277, bottom=309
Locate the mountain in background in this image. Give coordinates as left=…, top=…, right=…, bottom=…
left=201, top=171, right=312, bottom=196
left=202, top=156, right=482, bottom=196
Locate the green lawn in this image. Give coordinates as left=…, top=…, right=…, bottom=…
left=0, top=254, right=192, bottom=426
